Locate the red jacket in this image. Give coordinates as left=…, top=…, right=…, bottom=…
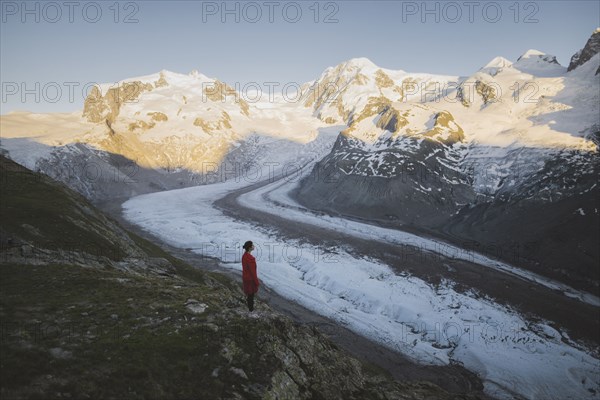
left=242, top=252, right=259, bottom=295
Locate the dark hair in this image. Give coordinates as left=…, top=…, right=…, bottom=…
left=243, top=241, right=253, bottom=252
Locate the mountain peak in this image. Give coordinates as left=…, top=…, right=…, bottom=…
left=343, top=57, right=379, bottom=70
left=514, top=49, right=564, bottom=77
left=479, top=56, right=513, bottom=76
left=319, top=57, right=380, bottom=82
left=516, top=49, right=561, bottom=65
left=483, top=56, right=513, bottom=69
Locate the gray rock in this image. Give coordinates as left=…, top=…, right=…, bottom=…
left=229, top=367, right=248, bottom=379
left=568, top=28, right=600, bottom=72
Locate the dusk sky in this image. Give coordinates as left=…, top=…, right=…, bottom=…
left=1, top=0, right=599, bottom=113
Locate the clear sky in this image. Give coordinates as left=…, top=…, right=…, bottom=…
left=1, top=0, right=599, bottom=113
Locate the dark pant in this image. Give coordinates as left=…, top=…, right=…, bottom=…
left=246, top=294, right=254, bottom=311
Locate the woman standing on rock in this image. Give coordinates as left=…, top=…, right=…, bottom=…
left=242, top=241, right=259, bottom=312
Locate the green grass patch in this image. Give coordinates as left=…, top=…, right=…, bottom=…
left=0, top=157, right=126, bottom=260
left=0, top=262, right=274, bottom=400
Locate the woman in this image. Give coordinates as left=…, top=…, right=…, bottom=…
left=241, top=240, right=259, bottom=312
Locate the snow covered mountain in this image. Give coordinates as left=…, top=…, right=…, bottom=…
left=0, top=29, right=598, bottom=291
left=296, top=41, right=598, bottom=204
left=293, top=30, right=600, bottom=293
left=0, top=70, right=328, bottom=200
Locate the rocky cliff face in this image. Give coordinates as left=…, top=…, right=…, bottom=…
left=83, top=79, right=154, bottom=125
left=568, top=28, right=600, bottom=73
left=456, top=78, right=499, bottom=108
left=295, top=104, right=474, bottom=227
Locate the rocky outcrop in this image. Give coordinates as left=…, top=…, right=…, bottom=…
left=375, top=105, right=408, bottom=134
left=344, top=96, right=391, bottom=131
left=456, top=80, right=498, bottom=108
left=424, top=111, right=465, bottom=145
left=82, top=86, right=110, bottom=123
left=194, top=112, right=232, bottom=133
left=568, top=28, right=600, bottom=72
left=374, top=69, right=394, bottom=88
left=128, top=120, right=155, bottom=132
left=148, top=111, right=168, bottom=122
left=302, top=77, right=342, bottom=115
left=82, top=80, right=153, bottom=124
left=203, top=80, right=250, bottom=117
left=154, top=71, right=169, bottom=88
